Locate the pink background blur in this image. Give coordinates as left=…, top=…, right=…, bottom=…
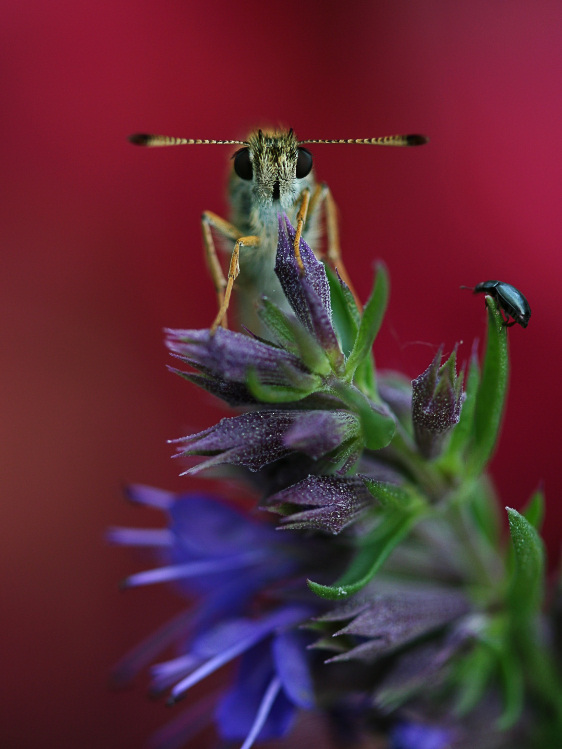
left=2, top=1, right=561, bottom=747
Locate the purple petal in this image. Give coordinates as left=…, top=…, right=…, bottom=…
left=272, top=630, right=315, bottom=709
left=169, top=607, right=309, bottom=704
left=168, top=621, right=265, bottom=703
left=121, top=552, right=268, bottom=590
left=391, top=720, right=454, bottom=749
left=134, top=492, right=298, bottom=611
left=167, top=494, right=276, bottom=558
left=110, top=609, right=194, bottom=687
left=239, top=677, right=284, bottom=749
left=151, top=653, right=200, bottom=694
left=148, top=693, right=216, bottom=749
left=125, top=484, right=175, bottom=510
left=192, top=606, right=311, bottom=659
left=216, top=640, right=295, bottom=743
left=106, top=527, right=173, bottom=547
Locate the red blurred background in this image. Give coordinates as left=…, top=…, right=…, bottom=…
left=2, top=1, right=561, bottom=747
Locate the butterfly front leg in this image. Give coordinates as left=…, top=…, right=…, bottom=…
left=201, top=210, right=260, bottom=333
left=306, top=183, right=361, bottom=310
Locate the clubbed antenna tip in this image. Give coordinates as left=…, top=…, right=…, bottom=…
left=406, top=134, right=429, bottom=146
left=128, top=133, right=152, bottom=146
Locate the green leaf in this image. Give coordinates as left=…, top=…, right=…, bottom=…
left=325, top=264, right=359, bottom=357
left=521, top=486, right=545, bottom=531
left=330, top=380, right=395, bottom=450
left=466, top=297, right=509, bottom=477
left=307, top=508, right=422, bottom=600
left=344, top=264, right=389, bottom=382
left=506, top=507, right=545, bottom=619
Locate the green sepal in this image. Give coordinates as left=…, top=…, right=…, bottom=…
left=466, top=297, right=509, bottom=477
left=521, top=486, right=545, bottom=531
left=453, top=639, right=497, bottom=716
left=330, top=380, right=395, bottom=450
left=455, top=643, right=523, bottom=731
left=246, top=367, right=320, bottom=403
left=344, top=264, right=389, bottom=384
left=325, top=264, right=359, bottom=357
left=307, top=506, right=423, bottom=600
left=506, top=507, right=545, bottom=620
left=455, top=615, right=524, bottom=729
left=293, top=326, right=333, bottom=376
left=377, top=372, right=414, bottom=434
left=260, top=304, right=332, bottom=376
left=258, top=294, right=342, bottom=377
left=439, top=346, right=479, bottom=471
left=362, top=477, right=416, bottom=510
left=354, top=357, right=377, bottom=400
left=256, top=297, right=300, bottom=355
left=464, top=475, right=502, bottom=547
left=495, top=642, right=525, bottom=730
left=325, top=264, right=377, bottom=395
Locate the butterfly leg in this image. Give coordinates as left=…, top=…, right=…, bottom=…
left=293, top=188, right=310, bottom=272
left=201, top=211, right=260, bottom=333
left=307, top=184, right=361, bottom=309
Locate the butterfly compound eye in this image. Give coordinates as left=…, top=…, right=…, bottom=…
left=295, top=147, right=313, bottom=179
left=233, top=148, right=253, bottom=180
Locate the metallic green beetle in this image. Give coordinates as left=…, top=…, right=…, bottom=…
left=472, top=280, right=531, bottom=328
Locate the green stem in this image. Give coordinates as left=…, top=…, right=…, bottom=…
left=446, top=500, right=503, bottom=590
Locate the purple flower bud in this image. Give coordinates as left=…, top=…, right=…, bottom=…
left=412, top=346, right=464, bottom=459
left=274, top=215, right=344, bottom=369
left=266, top=475, right=374, bottom=534
left=166, top=327, right=320, bottom=405
left=172, top=409, right=360, bottom=474
left=320, top=587, right=469, bottom=662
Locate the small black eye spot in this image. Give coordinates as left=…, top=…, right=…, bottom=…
left=296, top=147, right=313, bottom=179
left=233, top=148, right=253, bottom=180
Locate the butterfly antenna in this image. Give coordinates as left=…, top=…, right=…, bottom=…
left=128, top=133, right=247, bottom=147
left=298, top=134, right=428, bottom=146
